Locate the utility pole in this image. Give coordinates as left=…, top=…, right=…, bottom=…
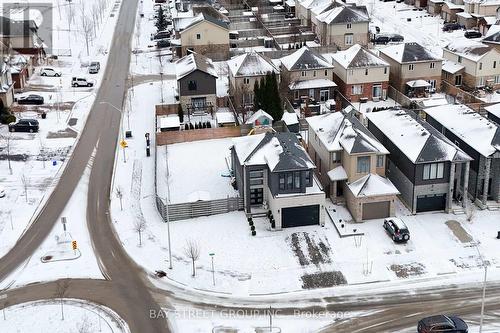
left=473, top=240, right=488, bottom=333
left=165, top=146, right=172, bottom=269
left=209, top=253, right=215, bottom=286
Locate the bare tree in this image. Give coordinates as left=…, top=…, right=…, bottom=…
left=184, top=239, right=201, bottom=277
left=80, top=3, right=94, bottom=56
left=21, top=173, right=30, bottom=202
left=55, top=280, right=70, bottom=320
left=134, top=219, right=146, bottom=246
left=115, top=186, right=124, bottom=211
left=2, top=300, right=9, bottom=320
left=77, top=315, right=92, bottom=333
left=0, top=133, right=13, bottom=174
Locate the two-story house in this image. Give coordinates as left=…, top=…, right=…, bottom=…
left=227, top=51, right=280, bottom=109
left=173, top=13, right=229, bottom=59
left=0, top=61, right=14, bottom=109
left=425, top=104, right=500, bottom=206
left=457, top=0, right=500, bottom=29
left=306, top=111, right=400, bottom=221
left=0, top=16, right=44, bottom=63
left=175, top=53, right=218, bottom=116
left=331, top=44, right=390, bottom=102
left=315, top=5, right=370, bottom=50
left=379, top=42, right=443, bottom=96
left=442, top=39, right=500, bottom=89
left=441, top=0, right=465, bottom=23
left=279, top=46, right=336, bottom=104
left=366, top=109, right=472, bottom=214
left=295, top=0, right=335, bottom=27
left=231, top=132, right=325, bottom=229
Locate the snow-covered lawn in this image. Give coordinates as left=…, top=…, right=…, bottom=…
left=157, top=138, right=238, bottom=203
left=0, top=299, right=130, bottom=333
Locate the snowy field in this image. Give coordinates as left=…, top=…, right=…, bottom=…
left=0, top=299, right=130, bottom=333
left=157, top=138, right=238, bottom=203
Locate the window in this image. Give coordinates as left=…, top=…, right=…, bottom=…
left=279, top=174, right=285, bottom=190
left=357, top=156, right=371, bottom=173
left=479, top=62, right=483, bottom=70
left=408, top=64, right=414, bottom=71
left=347, top=23, right=352, bottom=29
left=455, top=74, right=462, bottom=86
left=494, top=61, right=497, bottom=69
left=332, top=151, right=341, bottom=163
left=365, top=68, right=369, bottom=75
left=294, top=90, right=299, bottom=100
left=430, top=62, right=435, bottom=69
left=384, top=67, right=387, bottom=74
left=372, top=83, right=382, bottom=98
left=196, top=33, right=201, bottom=40
left=457, top=56, right=462, bottom=63
left=427, top=79, right=436, bottom=91
left=243, top=77, right=250, bottom=84
left=344, top=33, right=353, bottom=45
left=301, top=71, right=306, bottom=77
left=305, top=171, right=311, bottom=185
left=325, top=69, right=328, bottom=76
left=188, top=80, right=197, bottom=91
left=422, top=162, right=444, bottom=180
left=287, top=173, right=293, bottom=188
left=376, top=155, right=384, bottom=168
left=294, top=172, right=301, bottom=189
left=249, top=170, right=264, bottom=178
left=495, top=75, right=500, bottom=84
left=320, top=90, right=329, bottom=102
left=351, top=84, right=363, bottom=95
left=313, top=70, right=317, bottom=77
left=250, top=178, right=263, bottom=185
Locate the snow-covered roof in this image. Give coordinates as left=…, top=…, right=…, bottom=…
left=285, top=0, right=296, bottom=6
left=483, top=30, right=500, bottom=45
left=443, top=1, right=464, bottom=10
left=348, top=174, right=400, bottom=197
left=366, top=109, right=472, bottom=163
left=216, top=112, right=236, bottom=124
left=380, top=42, right=440, bottom=63
left=485, top=103, right=500, bottom=119
left=280, top=46, right=333, bottom=71
left=327, top=165, right=348, bottom=181
left=175, top=13, right=229, bottom=32
left=485, top=24, right=500, bottom=37
left=306, top=112, right=389, bottom=154
left=332, top=44, right=389, bottom=69
left=246, top=109, right=274, bottom=125
left=419, top=97, right=450, bottom=108
left=310, top=0, right=336, bottom=16
left=227, top=52, right=279, bottom=77
left=316, top=5, right=369, bottom=25
left=159, top=116, right=180, bottom=129
left=445, top=39, right=492, bottom=61
left=457, top=12, right=472, bottom=19
left=406, top=79, right=431, bottom=88
left=175, top=53, right=217, bottom=80
left=425, top=104, right=500, bottom=157
left=289, top=78, right=337, bottom=90
left=281, top=111, right=299, bottom=125
left=232, top=132, right=315, bottom=171
left=442, top=60, right=465, bottom=74
left=481, top=16, right=498, bottom=25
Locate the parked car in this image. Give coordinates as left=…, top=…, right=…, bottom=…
left=373, top=34, right=391, bottom=44
left=0, top=186, right=5, bottom=198
left=40, top=67, right=62, bottom=77
left=157, top=39, right=171, bottom=48
left=88, top=61, right=101, bottom=74
left=8, top=119, right=39, bottom=133
left=442, top=22, right=464, bottom=32
left=151, top=30, right=171, bottom=40
left=418, top=315, right=468, bottom=333
left=72, top=77, right=94, bottom=87
left=387, top=33, right=404, bottom=42
left=285, top=12, right=294, bottom=18
left=383, top=218, right=410, bottom=242
left=16, top=94, right=44, bottom=105
left=464, top=30, right=482, bottom=39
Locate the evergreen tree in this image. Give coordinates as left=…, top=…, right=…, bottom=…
left=253, top=80, right=260, bottom=110
left=155, top=6, right=168, bottom=32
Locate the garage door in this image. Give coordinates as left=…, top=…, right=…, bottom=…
left=362, top=201, right=390, bottom=220
left=282, top=205, right=319, bottom=228
left=416, top=193, right=446, bottom=212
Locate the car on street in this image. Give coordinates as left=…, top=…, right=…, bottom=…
left=372, top=34, right=391, bottom=44
left=88, top=61, right=101, bottom=74
left=387, top=33, right=404, bottom=42
left=72, top=77, right=94, bottom=87
left=40, top=67, right=62, bottom=77
left=442, top=22, right=464, bottom=32
left=0, top=185, right=5, bottom=198
left=8, top=118, right=39, bottom=133
left=464, top=30, right=482, bottom=38
left=417, top=315, right=468, bottom=333
left=383, top=218, right=410, bottom=242
left=16, top=94, right=44, bottom=105
left=157, top=39, right=171, bottom=48
left=151, top=30, right=171, bottom=40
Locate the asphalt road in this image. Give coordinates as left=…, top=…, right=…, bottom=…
left=0, top=0, right=169, bottom=331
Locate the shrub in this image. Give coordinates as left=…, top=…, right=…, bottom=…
left=0, top=113, right=16, bottom=124
left=178, top=104, right=184, bottom=123
left=250, top=225, right=255, bottom=231
left=251, top=230, right=256, bottom=236
left=249, top=220, right=254, bottom=226
left=189, top=122, right=194, bottom=130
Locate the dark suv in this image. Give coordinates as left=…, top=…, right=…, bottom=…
left=442, top=22, right=463, bottom=32
left=8, top=119, right=39, bottom=133
left=383, top=218, right=410, bottom=242
left=464, top=30, right=482, bottom=39
left=418, top=315, right=468, bottom=333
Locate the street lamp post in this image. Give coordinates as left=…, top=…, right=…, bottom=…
left=99, top=101, right=127, bottom=163
left=165, top=145, right=172, bottom=269
left=209, top=253, right=215, bottom=286
left=473, top=241, right=488, bottom=333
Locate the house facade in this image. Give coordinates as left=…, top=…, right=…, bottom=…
left=366, top=109, right=472, bottom=214
left=176, top=53, right=218, bottom=116
left=0, top=61, right=14, bottom=109
left=331, top=44, right=390, bottom=102
left=443, top=40, right=500, bottom=89
left=425, top=104, right=500, bottom=206
left=0, top=16, right=44, bottom=63
left=231, top=132, right=325, bottom=229
left=306, top=111, right=400, bottom=222
left=379, top=42, right=442, bottom=95
left=227, top=52, right=280, bottom=109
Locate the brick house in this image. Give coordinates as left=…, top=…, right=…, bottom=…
left=331, top=44, right=390, bottom=102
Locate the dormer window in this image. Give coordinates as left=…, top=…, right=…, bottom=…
left=188, top=80, right=197, bottom=91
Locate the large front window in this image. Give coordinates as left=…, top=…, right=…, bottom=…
left=351, top=84, right=363, bottom=95
left=357, top=156, right=370, bottom=173
left=279, top=171, right=301, bottom=191
left=372, top=84, right=382, bottom=98
left=344, top=33, right=353, bottom=45
left=423, top=162, right=444, bottom=180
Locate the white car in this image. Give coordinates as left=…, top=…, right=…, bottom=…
left=0, top=186, right=5, bottom=198
left=40, top=67, right=62, bottom=77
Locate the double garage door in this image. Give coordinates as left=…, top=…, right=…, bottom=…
left=362, top=201, right=390, bottom=220
left=282, top=205, right=320, bottom=228
left=416, top=193, right=446, bottom=212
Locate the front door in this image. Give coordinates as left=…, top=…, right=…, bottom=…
left=250, top=188, right=264, bottom=205
left=372, top=84, right=382, bottom=98
left=455, top=74, right=462, bottom=86
left=320, top=90, right=329, bottom=102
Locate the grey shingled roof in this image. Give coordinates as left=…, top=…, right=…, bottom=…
left=483, top=31, right=500, bottom=45
left=280, top=46, right=333, bottom=71
left=318, top=5, right=369, bottom=24
left=184, top=13, right=229, bottom=31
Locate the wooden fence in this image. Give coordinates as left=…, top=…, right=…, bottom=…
left=156, top=196, right=244, bottom=221
left=156, top=126, right=242, bottom=145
